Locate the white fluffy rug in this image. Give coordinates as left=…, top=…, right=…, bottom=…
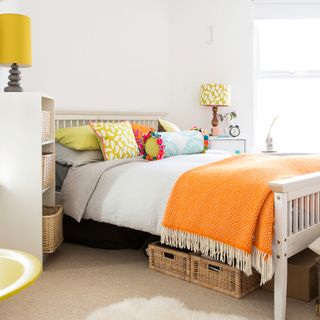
left=86, top=296, right=247, bottom=320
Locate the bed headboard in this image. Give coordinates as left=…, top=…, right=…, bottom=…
left=55, top=111, right=168, bottom=129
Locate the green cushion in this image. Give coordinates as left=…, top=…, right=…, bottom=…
left=55, top=126, right=100, bottom=151
left=145, top=137, right=160, bottom=158
left=158, top=119, right=181, bottom=132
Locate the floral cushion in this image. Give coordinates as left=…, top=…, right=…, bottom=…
left=131, top=123, right=155, bottom=155
left=142, top=130, right=207, bottom=161
left=89, top=121, right=139, bottom=160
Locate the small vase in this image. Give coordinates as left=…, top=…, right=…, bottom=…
left=220, top=120, right=230, bottom=137
left=266, top=137, right=273, bottom=151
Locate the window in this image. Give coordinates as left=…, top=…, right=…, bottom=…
left=255, top=19, right=320, bottom=152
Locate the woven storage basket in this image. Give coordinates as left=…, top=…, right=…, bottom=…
left=43, top=206, right=63, bottom=253
left=41, top=111, right=51, bottom=141
left=42, top=153, right=54, bottom=189
left=191, top=255, right=261, bottom=298
left=149, top=242, right=191, bottom=281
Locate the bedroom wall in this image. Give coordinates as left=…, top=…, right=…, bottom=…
left=168, top=0, right=254, bottom=150
left=16, top=0, right=170, bottom=112
left=0, top=0, right=254, bottom=150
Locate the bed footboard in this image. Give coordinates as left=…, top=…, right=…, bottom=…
left=269, top=171, right=320, bottom=320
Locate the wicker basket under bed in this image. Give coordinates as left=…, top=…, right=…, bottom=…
left=42, top=153, right=54, bottom=189
left=191, top=255, right=261, bottom=298
left=41, top=111, right=51, bottom=142
left=149, top=242, right=191, bottom=281
left=43, top=206, right=63, bottom=253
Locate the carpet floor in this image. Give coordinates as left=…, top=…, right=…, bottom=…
left=1, top=243, right=318, bottom=320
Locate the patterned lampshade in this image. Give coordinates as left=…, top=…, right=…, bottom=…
left=200, top=83, right=231, bottom=107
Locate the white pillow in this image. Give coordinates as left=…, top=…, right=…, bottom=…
left=308, top=237, right=320, bottom=255
left=56, top=143, right=103, bottom=166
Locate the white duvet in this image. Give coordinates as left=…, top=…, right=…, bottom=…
left=62, top=150, right=231, bottom=235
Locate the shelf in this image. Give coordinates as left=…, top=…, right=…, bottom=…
left=0, top=93, right=55, bottom=266
left=42, top=139, right=55, bottom=146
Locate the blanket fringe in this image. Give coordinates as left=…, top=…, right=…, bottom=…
left=161, top=227, right=273, bottom=285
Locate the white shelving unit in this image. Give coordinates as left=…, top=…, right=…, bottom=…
left=0, top=93, right=55, bottom=265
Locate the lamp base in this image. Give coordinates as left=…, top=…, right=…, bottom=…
left=4, top=63, right=23, bottom=92
left=210, top=106, right=220, bottom=136
left=210, top=127, right=221, bottom=136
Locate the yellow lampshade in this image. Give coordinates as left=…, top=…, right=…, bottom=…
left=0, top=14, right=32, bottom=67
left=200, top=83, right=231, bottom=107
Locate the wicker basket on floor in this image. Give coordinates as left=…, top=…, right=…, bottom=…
left=43, top=206, right=63, bottom=253
left=41, top=111, right=51, bottom=141
left=149, top=242, right=191, bottom=281
left=191, top=255, right=261, bottom=298
left=42, top=153, right=54, bottom=189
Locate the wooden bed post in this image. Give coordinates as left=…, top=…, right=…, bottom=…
left=270, top=172, right=320, bottom=320
left=274, top=192, right=288, bottom=320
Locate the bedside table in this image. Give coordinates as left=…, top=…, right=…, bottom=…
left=209, top=137, right=247, bottom=154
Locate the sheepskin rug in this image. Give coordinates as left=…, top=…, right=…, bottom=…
left=86, top=296, right=247, bottom=320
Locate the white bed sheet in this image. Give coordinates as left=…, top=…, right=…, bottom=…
left=83, top=151, right=231, bottom=235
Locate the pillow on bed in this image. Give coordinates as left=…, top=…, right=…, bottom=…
left=56, top=143, right=104, bottom=166
left=158, top=119, right=181, bottom=132
left=55, top=126, right=100, bottom=151
left=190, top=126, right=209, bottom=152
left=89, top=121, right=139, bottom=160
left=142, top=130, right=206, bottom=161
left=131, top=123, right=155, bottom=155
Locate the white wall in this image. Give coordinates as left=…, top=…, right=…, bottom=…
left=0, top=0, right=254, bottom=149
left=168, top=0, right=254, bottom=149
left=19, top=0, right=170, bottom=112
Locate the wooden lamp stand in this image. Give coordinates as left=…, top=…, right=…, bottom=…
left=210, top=106, right=219, bottom=136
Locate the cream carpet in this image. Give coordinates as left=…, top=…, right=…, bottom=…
left=1, top=243, right=318, bottom=320
left=86, top=296, right=247, bottom=320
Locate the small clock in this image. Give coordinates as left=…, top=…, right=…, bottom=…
left=229, top=125, right=240, bottom=138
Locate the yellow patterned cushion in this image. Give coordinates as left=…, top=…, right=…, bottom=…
left=89, top=121, right=139, bottom=160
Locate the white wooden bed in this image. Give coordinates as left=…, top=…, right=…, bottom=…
left=55, top=110, right=165, bottom=130
left=56, top=111, right=320, bottom=320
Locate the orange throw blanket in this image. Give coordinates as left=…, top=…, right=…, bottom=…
left=161, top=154, right=320, bottom=283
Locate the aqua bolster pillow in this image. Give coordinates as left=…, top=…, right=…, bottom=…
left=142, top=130, right=208, bottom=161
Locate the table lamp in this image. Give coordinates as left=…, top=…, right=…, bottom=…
left=0, top=14, right=32, bottom=92
left=200, top=83, right=231, bottom=136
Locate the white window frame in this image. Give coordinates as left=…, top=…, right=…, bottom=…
left=253, top=17, right=320, bottom=151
